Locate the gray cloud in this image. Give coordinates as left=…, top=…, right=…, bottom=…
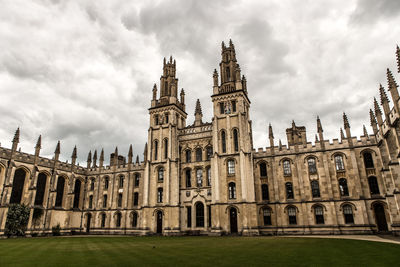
left=0, top=0, right=399, bottom=164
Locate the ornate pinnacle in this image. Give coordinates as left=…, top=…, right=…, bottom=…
left=169, top=55, right=173, bottom=63
left=144, top=142, right=148, bottom=158
left=93, top=150, right=97, bottom=161
left=128, top=144, right=133, bottom=158
left=374, top=97, right=382, bottom=114
left=213, top=69, right=218, bottom=77
left=317, top=116, right=323, bottom=132
left=315, top=134, right=319, bottom=142
left=369, top=109, right=377, bottom=126
left=35, top=135, right=41, bottom=149
left=379, top=84, right=389, bottom=104
left=114, top=146, right=118, bottom=156
left=13, top=127, right=20, bottom=144
left=180, top=88, right=185, bottom=96
left=87, top=150, right=92, bottom=162
left=363, top=124, right=368, bottom=137
left=99, top=148, right=104, bottom=161
left=387, top=68, right=398, bottom=89
left=343, top=113, right=350, bottom=129
left=54, top=141, right=60, bottom=154
left=71, top=146, right=77, bottom=159
left=163, top=57, right=166, bottom=66
left=278, top=139, right=282, bottom=150
left=195, top=99, right=202, bottom=116
left=397, top=45, right=400, bottom=73
left=221, top=41, right=225, bottom=49
left=136, top=155, right=139, bottom=164
left=268, top=124, right=274, bottom=139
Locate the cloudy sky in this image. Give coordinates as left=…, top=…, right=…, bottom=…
left=0, top=0, right=399, bottom=164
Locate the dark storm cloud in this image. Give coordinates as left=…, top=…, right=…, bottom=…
left=0, top=0, right=399, bottom=163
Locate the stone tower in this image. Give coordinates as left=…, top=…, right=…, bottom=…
left=210, top=40, right=258, bottom=235
left=144, top=56, right=187, bottom=234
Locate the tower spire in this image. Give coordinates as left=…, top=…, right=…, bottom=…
left=194, top=99, right=203, bottom=126
left=387, top=68, right=399, bottom=112
left=363, top=124, right=369, bottom=138
left=35, top=135, right=41, bottom=156
left=379, top=84, right=391, bottom=117
left=374, top=97, right=383, bottom=126
left=370, top=109, right=378, bottom=134
left=128, top=144, right=133, bottom=164
left=340, top=128, right=345, bottom=140
left=93, top=150, right=97, bottom=167
left=11, top=127, right=20, bottom=151
left=396, top=45, right=400, bottom=73
left=268, top=124, right=274, bottom=152
left=71, top=145, right=77, bottom=165
left=54, top=141, right=60, bottom=161
left=87, top=150, right=92, bottom=168
left=99, top=148, right=104, bottom=167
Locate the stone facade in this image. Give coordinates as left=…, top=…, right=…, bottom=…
left=1, top=41, right=400, bottom=236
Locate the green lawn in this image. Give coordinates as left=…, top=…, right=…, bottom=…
left=0, top=236, right=399, bottom=266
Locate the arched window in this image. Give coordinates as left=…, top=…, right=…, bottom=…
left=158, top=167, right=164, bottom=182
left=34, top=173, right=47, bottom=206
left=89, top=195, right=93, bottom=209
left=117, top=193, right=123, bottom=207
left=55, top=176, right=65, bottom=207
left=227, top=160, right=235, bottom=175
left=132, top=212, right=138, bottom=228
left=164, top=113, right=169, bottom=124
left=311, top=180, right=320, bottom=198
left=263, top=208, right=272, bottom=225
left=226, top=66, right=231, bottom=81
left=104, top=177, right=109, bottom=190
left=221, top=131, right=226, bottom=153
left=288, top=206, right=297, bottom=225
left=206, top=146, right=213, bottom=160
left=196, top=148, right=202, bottom=162
left=73, top=179, right=81, bottom=209
left=343, top=204, right=354, bottom=224
left=135, top=174, right=140, bottom=186
left=90, top=179, right=95, bottom=191
left=186, top=150, right=191, bottom=163
left=101, top=213, right=106, bottom=228
left=196, top=169, right=203, bottom=187
left=233, top=129, right=239, bottom=152
left=308, top=158, right=317, bottom=174
left=259, top=162, right=267, bottom=177
left=285, top=182, right=294, bottom=199
left=339, top=178, right=349, bottom=196
left=103, top=194, right=107, bottom=208
left=154, top=115, right=159, bottom=125
left=133, top=192, right=139, bottom=206
left=157, top=188, right=163, bottom=203
left=228, top=182, right=236, bottom=199
left=164, top=139, right=168, bottom=159
left=207, top=167, right=211, bottom=186
left=196, top=202, right=205, bottom=227
left=363, top=152, right=374, bottom=169
left=261, top=184, right=269, bottom=200
left=368, top=176, right=380, bottom=195
left=185, top=169, right=191, bottom=188
left=10, top=168, right=27, bottom=204
left=116, top=213, right=122, bottom=227
left=314, top=206, right=324, bottom=224
left=154, top=140, right=158, bottom=160
left=119, top=176, right=124, bottom=188
left=335, top=155, right=345, bottom=171
left=283, top=160, right=291, bottom=176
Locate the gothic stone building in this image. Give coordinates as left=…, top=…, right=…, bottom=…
left=1, top=41, right=400, bottom=236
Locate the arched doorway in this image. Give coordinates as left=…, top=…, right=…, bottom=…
left=86, top=213, right=92, bottom=233
left=10, top=168, right=27, bottom=204
left=156, top=211, right=163, bottom=234
left=229, top=207, right=238, bottom=234
left=373, top=203, right=388, bottom=232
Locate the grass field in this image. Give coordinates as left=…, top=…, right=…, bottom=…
left=0, top=236, right=399, bottom=266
